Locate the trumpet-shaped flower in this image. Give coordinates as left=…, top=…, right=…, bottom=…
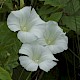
left=7, top=6, right=44, bottom=43
left=32, top=21, right=68, bottom=54
left=19, top=44, right=58, bottom=72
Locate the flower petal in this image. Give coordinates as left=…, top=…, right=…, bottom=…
left=19, top=56, right=38, bottom=71
left=7, top=24, right=20, bottom=32
left=19, top=44, right=45, bottom=60
left=11, top=6, right=31, bottom=26
left=30, top=23, right=46, bottom=38
left=47, top=33, right=68, bottom=54
left=17, top=31, right=37, bottom=43
left=19, top=44, right=33, bottom=58
left=28, top=8, right=45, bottom=28
left=7, top=6, right=31, bottom=32
left=39, top=54, right=58, bottom=62
left=7, top=12, right=20, bottom=32
left=39, top=47, right=58, bottom=62
left=39, top=60, right=57, bottom=72
left=43, top=21, right=63, bottom=43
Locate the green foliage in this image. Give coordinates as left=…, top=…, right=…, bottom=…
left=4, top=0, right=13, bottom=10
left=20, top=0, right=24, bottom=8
left=64, top=0, right=80, bottom=15
left=61, top=0, right=80, bottom=34
left=0, top=0, right=13, bottom=13
left=38, top=5, right=62, bottom=22
left=48, top=12, right=62, bottom=22
left=62, top=16, right=80, bottom=34
left=0, top=22, right=21, bottom=75
left=39, top=0, right=69, bottom=7
left=0, top=66, right=12, bottom=80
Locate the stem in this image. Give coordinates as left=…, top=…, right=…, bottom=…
left=65, top=53, right=71, bottom=80
left=38, top=71, right=44, bottom=80
left=31, top=0, right=34, bottom=6
left=35, top=70, right=40, bottom=80
left=68, top=48, right=80, bottom=60
left=26, top=72, right=32, bottom=80
left=32, top=71, right=38, bottom=79
left=73, top=40, right=76, bottom=80
left=18, top=68, right=24, bottom=80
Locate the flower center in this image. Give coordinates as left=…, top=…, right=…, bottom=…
left=22, top=26, right=28, bottom=31
left=32, top=55, right=41, bottom=63
left=22, top=27, right=27, bottom=31
left=34, top=59, right=39, bottom=63
left=21, top=26, right=30, bottom=32
left=45, top=39, right=55, bottom=45
left=47, top=40, right=51, bottom=45
left=45, top=39, right=52, bottom=45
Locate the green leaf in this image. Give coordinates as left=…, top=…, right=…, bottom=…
left=38, top=5, right=56, bottom=16
left=5, top=0, right=13, bottom=10
left=64, top=0, right=80, bottom=15
left=38, top=5, right=62, bottom=22
left=20, top=0, right=24, bottom=8
left=0, top=22, right=21, bottom=75
left=0, top=66, right=12, bottom=80
left=48, top=12, right=62, bottom=22
left=39, top=0, right=69, bottom=7
left=62, top=16, right=80, bottom=35
left=61, top=26, right=70, bottom=33
left=0, top=0, right=13, bottom=13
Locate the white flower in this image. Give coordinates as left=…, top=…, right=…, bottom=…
left=32, top=21, right=68, bottom=54
left=19, top=44, right=58, bottom=72
left=7, top=6, right=44, bottom=43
